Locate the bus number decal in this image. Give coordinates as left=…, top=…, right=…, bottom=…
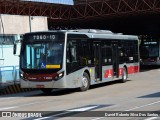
left=33, top=35, right=55, bottom=40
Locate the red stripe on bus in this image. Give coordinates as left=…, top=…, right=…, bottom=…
left=128, top=66, right=139, bottom=74
left=119, top=68, right=123, bottom=76
left=104, top=69, right=113, bottom=78
left=104, top=66, right=139, bottom=78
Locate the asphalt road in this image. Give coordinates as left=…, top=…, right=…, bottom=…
left=0, top=66, right=160, bottom=120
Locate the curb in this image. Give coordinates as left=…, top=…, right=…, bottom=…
left=0, top=84, right=34, bottom=95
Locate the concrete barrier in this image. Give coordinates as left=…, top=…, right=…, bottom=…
left=0, top=66, right=34, bottom=95
left=0, top=84, right=34, bottom=95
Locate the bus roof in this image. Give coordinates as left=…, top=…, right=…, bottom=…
left=66, top=29, right=138, bottom=40
left=24, top=29, right=138, bottom=40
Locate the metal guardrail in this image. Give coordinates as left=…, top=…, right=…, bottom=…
left=0, top=66, right=34, bottom=95
left=0, top=65, right=19, bottom=87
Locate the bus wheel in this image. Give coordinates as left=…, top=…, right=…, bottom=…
left=80, top=72, right=90, bottom=91
left=120, top=67, right=128, bottom=83
left=41, top=88, right=53, bottom=94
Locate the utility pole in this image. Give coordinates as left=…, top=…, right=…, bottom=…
left=0, top=14, right=4, bottom=58
left=29, top=15, right=31, bottom=32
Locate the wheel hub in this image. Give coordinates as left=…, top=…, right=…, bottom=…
left=82, top=76, right=88, bottom=88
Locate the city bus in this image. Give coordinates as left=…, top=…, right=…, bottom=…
left=14, top=29, right=139, bottom=93
left=140, top=36, right=160, bottom=66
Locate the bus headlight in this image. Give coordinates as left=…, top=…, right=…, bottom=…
left=19, top=72, right=26, bottom=80
left=54, top=71, right=64, bottom=81
left=20, top=73, right=24, bottom=77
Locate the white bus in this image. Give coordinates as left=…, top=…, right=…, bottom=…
left=14, top=29, right=139, bottom=93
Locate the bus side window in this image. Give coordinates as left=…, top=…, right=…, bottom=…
left=118, top=41, right=125, bottom=64
left=79, top=40, right=91, bottom=65
left=66, top=43, right=72, bottom=63
left=71, top=46, right=77, bottom=62
left=66, top=40, right=79, bottom=74
left=66, top=41, right=77, bottom=63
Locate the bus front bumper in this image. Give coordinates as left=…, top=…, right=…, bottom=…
left=20, top=78, right=66, bottom=88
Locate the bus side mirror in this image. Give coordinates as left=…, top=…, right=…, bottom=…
left=13, top=40, right=21, bottom=56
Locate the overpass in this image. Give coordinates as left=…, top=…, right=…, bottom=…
left=0, top=0, right=160, bottom=35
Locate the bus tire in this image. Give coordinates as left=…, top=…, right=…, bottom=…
left=120, top=67, right=128, bottom=83
left=80, top=72, right=90, bottom=91
left=41, top=88, right=53, bottom=94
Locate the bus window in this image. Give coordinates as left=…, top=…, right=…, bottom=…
left=102, top=45, right=112, bottom=65
left=71, top=46, right=77, bottom=62
left=66, top=41, right=77, bottom=63
left=79, top=40, right=92, bottom=65
left=66, top=40, right=79, bottom=74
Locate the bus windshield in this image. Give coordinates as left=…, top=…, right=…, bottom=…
left=140, top=45, right=159, bottom=57
left=21, top=41, right=64, bottom=69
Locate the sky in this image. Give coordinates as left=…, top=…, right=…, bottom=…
left=21, top=0, right=74, bottom=5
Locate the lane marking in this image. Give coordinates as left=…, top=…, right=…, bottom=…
left=33, top=105, right=110, bottom=120
left=92, top=117, right=104, bottom=120
left=0, top=100, right=53, bottom=111
left=34, top=117, right=50, bottom=120
left=145, top=117, right=159, bottom=120
left=48, top=105, right=100, bottom=117
left=91, top=100, right=160, bottom=120
left=0, top=106, right=18, bottom=110
left=67, top=105, right=98, bottom=111
left=125, top=100, right=160, bottom=111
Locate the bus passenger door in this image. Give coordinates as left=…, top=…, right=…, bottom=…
left=93, top=42, right=102, bottom=81
left=112, top=42, right=119, bottom=78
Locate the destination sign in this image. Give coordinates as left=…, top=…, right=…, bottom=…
left=24, top=34, right=57, bottom=42
left=33, top=35, right=56, bottom=40
left=144, top=42, right=158, bottom=45
left=24, top=32, right=65, bottom=42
